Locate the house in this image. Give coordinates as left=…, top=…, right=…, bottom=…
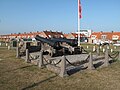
left=79, top=29, right=92, bottom=37
left=112, top=32, right=120, bottom=43
left=91, top=31, right=120, bottom=44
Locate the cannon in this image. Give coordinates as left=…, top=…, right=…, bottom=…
left=35, top=35, right=68, bottom=57
left=35, top=35, right=82, bottom=56
left=18, top=40, right=41, bottom=57
left=51, top=38, right=82, bottom=54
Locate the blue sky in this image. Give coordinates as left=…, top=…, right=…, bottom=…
left=0, top=0, right=120, bottom=34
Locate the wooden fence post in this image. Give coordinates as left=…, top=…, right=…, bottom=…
left=118, top=51, right=120, bottom=61
left=25, top=49, right=30, bottom=63
left=38, top=51, right=44, bottom=68
left=59, top=55, right=68, bottom=77
left=103, top=49, right=109, bottom=67
left=88, top=52, right=95, bottom=70
left=96, top=47, right=100, bottom=56
left=16, top=47, right=20, bottom=58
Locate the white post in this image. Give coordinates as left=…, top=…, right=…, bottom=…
left=111, top=49, right=113, bottom=53
left=0, top=42, right=1, bottom=46
left=93, top=46, right=96, bottom=52
left=78, top=0, right=80, bottom=46
left=103, top=48, right=105, bottom=53
left=107, top=46, right=109, bottom=49
left=8, top=46, right=10, bottom=50
left=87, top=46, right=89, bottom=49
left=6, top=43, right=8, bottom=47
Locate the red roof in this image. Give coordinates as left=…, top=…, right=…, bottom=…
left=43, top=31, right=64, bottom=38
left=91, top=32, right=120, bottom=40
left=63, top=34, right=69, bottom=37
left=71, top=33, right=85, bottom=37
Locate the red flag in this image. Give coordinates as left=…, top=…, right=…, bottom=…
left=79, top=0, right=82, bottom=18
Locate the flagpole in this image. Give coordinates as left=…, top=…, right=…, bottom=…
left=78, top=0, right=80, bottom=46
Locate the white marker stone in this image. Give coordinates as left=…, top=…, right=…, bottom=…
left=93, top=46, right=96, bottom=51
left=111, top=49, right=113, bottom=52
left=107, top=46, right=109, bottom=49
left=103, top=48, right=105, bottom=52
left=6, top=43, right=8, bottom=46
left=87, top=46, right=89, bottom=49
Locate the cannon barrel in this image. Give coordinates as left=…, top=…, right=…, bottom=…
left=35, top=35, right=61, bottom=49
left=51, top=38, right=78, bottom=47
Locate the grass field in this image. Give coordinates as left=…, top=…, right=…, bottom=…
left=0, top=48, right=120, bottom=90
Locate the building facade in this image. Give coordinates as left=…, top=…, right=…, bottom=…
left=79, top=29, right=92, bottom=38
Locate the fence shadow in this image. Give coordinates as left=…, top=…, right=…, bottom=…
left=94, top=61, right=104, bottom=68
left=2, top=65, right=36, bottom=73
left=22, top=75, right=57, bottom=90
left=109, top=59, right=117, bottom=64
left=67, top=65, right=88, bottom=75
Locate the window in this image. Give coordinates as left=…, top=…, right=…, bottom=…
left=91, top=35, right=96, bottom=39
left=101, top=35, right=106, bottom=39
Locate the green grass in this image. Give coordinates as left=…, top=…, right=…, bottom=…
left=0, top=48, right=120, bottom=90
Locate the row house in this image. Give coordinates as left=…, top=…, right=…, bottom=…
left=0, top=34, right=12, bottom=42
left=0, top=30, right=88, bottom=42
left=91, top=32, right=120, bottom=44
left=0, top=30, right=64, bottom=42
left=15, top=31, right=64, bottom=39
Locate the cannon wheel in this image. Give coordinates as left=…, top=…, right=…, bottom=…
left=68, top=47, right=73, bottom=55
left=49, top=50, right=53, bottom=57
left=69, top=48, right=73, bottom=54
